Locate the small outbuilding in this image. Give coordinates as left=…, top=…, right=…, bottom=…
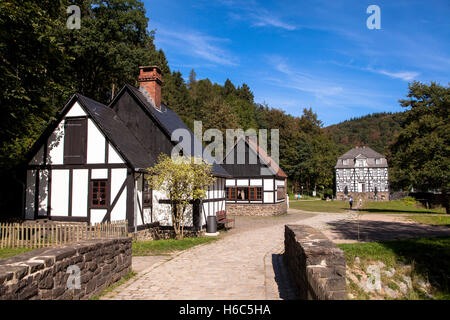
left=221, top=137, right=288, bottom=216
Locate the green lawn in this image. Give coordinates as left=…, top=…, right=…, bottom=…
left=407, top=215, right=450, bottom=227
left=359, top=199, right=445, bottom=215
left=0, top=247, right=35, bottom=260
left=338, top=237, right=450, bottom=299
left=289, top=198, right=446, bottom=215
left=289, top=200, right=348, bottom=213
left=132, top=236, right=217, bottom=256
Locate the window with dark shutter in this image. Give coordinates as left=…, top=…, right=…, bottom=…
left=91, top=180, right=108, bottom=208
left=64, top=118, right=87, bottom=164
left=143, top=179, right=152, bottom=208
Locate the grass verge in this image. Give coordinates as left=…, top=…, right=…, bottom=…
left=132, top=236, right=218, bottom=256
left=289, top=200, right=348, bottom=213
left=360, top=199, right=445, bottom=215
left=338, top=237, right=450, bottom=299
left=0, top=247, right=35, bottom=260
left=90, top=270, right=137, bottom=300
left=406, top=215, right=450, bottom=227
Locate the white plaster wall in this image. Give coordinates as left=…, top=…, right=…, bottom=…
left=250, top=179, right=263, bottom=186
left=276, top=179, right=285, bottom=187
left=25, top=170, right=36, bottom=219
left=38, top=170, right=49, bottom=216
left=90, top=209, right=107, bottom=224
left=236, top=179, right=249, bottom=186
left=143, top=208, right=152, bottom=224
left=226, top=179, right=235, bottom=186
left=87, top=119, right=106, bottom=164
left=47, top=121, right=64, bottom=165
left=66, top=102, right=87, bottom=117
left=108, top=143, right=124, bottom=164
left=264, top=179, right=274, bottom=191
left=110, top=168, right=127, bottom=221
left=152, top=189, right=172, bottom=226
left=50, top=170, right=69, bottom=216
left=29, top=146, right=44, bottom=165
left=91, top=169, right=108, bottom=179
left=71, top=169, right=88, bottom=217
left=264, top=192, right=274, bottom=203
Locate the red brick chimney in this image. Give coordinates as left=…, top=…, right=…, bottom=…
left=138, top=66, right=163, bottom=110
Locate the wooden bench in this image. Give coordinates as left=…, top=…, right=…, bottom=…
left=216, top=210, right=235, bottom=230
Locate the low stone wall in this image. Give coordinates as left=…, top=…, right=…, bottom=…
left=132, top=223, right=204, bottom=241
left=226, top=201, right=287, bottom=216
left=284, top=225, right=347, bottom=300
left=336, top=192, right=389, bottom=201
left=0, top=238, right=131, bottom=300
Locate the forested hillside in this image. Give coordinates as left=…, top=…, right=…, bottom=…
left=0, top=0, right=338, bottom=197
left=324, top=112, right=404, bottom=155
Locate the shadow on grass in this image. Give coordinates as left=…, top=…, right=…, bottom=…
left=381, top=237, right=450, bottom=299
left=358, top=208, right=446, bottom=215
left=331, top=220, right=450, bottom=298
left=328, top=220, right=450, bottom=243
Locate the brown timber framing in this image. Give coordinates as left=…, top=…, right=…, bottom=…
left=101, top=175, right=127, bottom=223
left=126, top=170, right=135, bottom=231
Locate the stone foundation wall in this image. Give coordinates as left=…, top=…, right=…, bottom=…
left=132, top=223, right=204, bottom=241
left=0, top=238, right=132, bottom=300
left=226, top=201, right=287, bottom=216
left=284, top=225, right=347, bottom=300
left=336, top=191, right=389, bottom=201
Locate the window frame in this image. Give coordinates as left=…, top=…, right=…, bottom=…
left=143, top=179, right=152, bottom=208
left=277, top=186, right=286, bottom=200
left=90, top=179, right=108, bottom=209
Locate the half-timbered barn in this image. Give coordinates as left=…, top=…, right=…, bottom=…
left=335, top=146, right=389, bottom=201
left=221, top=137, right=288, bottom=216
left=24, top=66, right=229, bottom=231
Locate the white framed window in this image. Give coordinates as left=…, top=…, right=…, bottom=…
left=342, top=159, right=349, bottom=165
left=375, top=158, right=382, bottom=164
left=356, top=159, right=366, bottom=167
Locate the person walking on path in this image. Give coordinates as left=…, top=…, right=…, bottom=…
left=349, top=196, right=353, bottom=210
left=359, top=198, right=363, bottom=209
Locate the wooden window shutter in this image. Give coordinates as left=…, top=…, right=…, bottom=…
left=64, top=118, right=87, bottom=164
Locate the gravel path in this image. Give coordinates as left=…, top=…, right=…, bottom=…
left=102, top=208, right=450, bottom=300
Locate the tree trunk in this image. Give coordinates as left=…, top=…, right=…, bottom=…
left=443, top=190, right=449, bottom=214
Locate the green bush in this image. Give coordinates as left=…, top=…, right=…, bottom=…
left=402, top=196, right=417, bottom=206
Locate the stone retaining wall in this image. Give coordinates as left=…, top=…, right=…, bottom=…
left=0, top=238, right=131, bottom=300
left=284, top=225, right=347, bottom=300
left=226, top=201, right=287, bottom=216
left=336, top=191, right=389, bottom=201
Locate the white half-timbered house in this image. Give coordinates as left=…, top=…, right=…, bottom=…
left=24, top=66, right=230, bottom=231
left=221, top=137, right=288, bottom=216
left=335, top=146, right=389, bottom=201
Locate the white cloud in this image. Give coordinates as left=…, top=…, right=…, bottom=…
left=370, top=69, right=419, bottom=81
left=156, top=28, right=238, bottom=67
left=251, top=14, right=297, bottom=31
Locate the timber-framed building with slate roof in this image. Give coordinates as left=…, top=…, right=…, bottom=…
left=24, top=66, right=230, bottom=232
left=335, top=146, right=389, bottom=201
left=221, top=137, right=288, bottom=216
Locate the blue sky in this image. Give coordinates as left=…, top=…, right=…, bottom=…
left=143, top=0, right=449, bottom=126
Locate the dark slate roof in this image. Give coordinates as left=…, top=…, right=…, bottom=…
left=338, top=146, right=384, bottom=160
left=335, top=146, right=387, bottom=169
left=124, top=85, right=230, bottom=177
left=77, top=94, right=154, bottom=168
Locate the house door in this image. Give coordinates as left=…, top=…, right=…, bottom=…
left=358, top=183, right=365, bottom=192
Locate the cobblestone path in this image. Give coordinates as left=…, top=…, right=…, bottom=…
left=102, top=212, right=315, bottom=300
left=102, top=208, right=450, bottom=300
